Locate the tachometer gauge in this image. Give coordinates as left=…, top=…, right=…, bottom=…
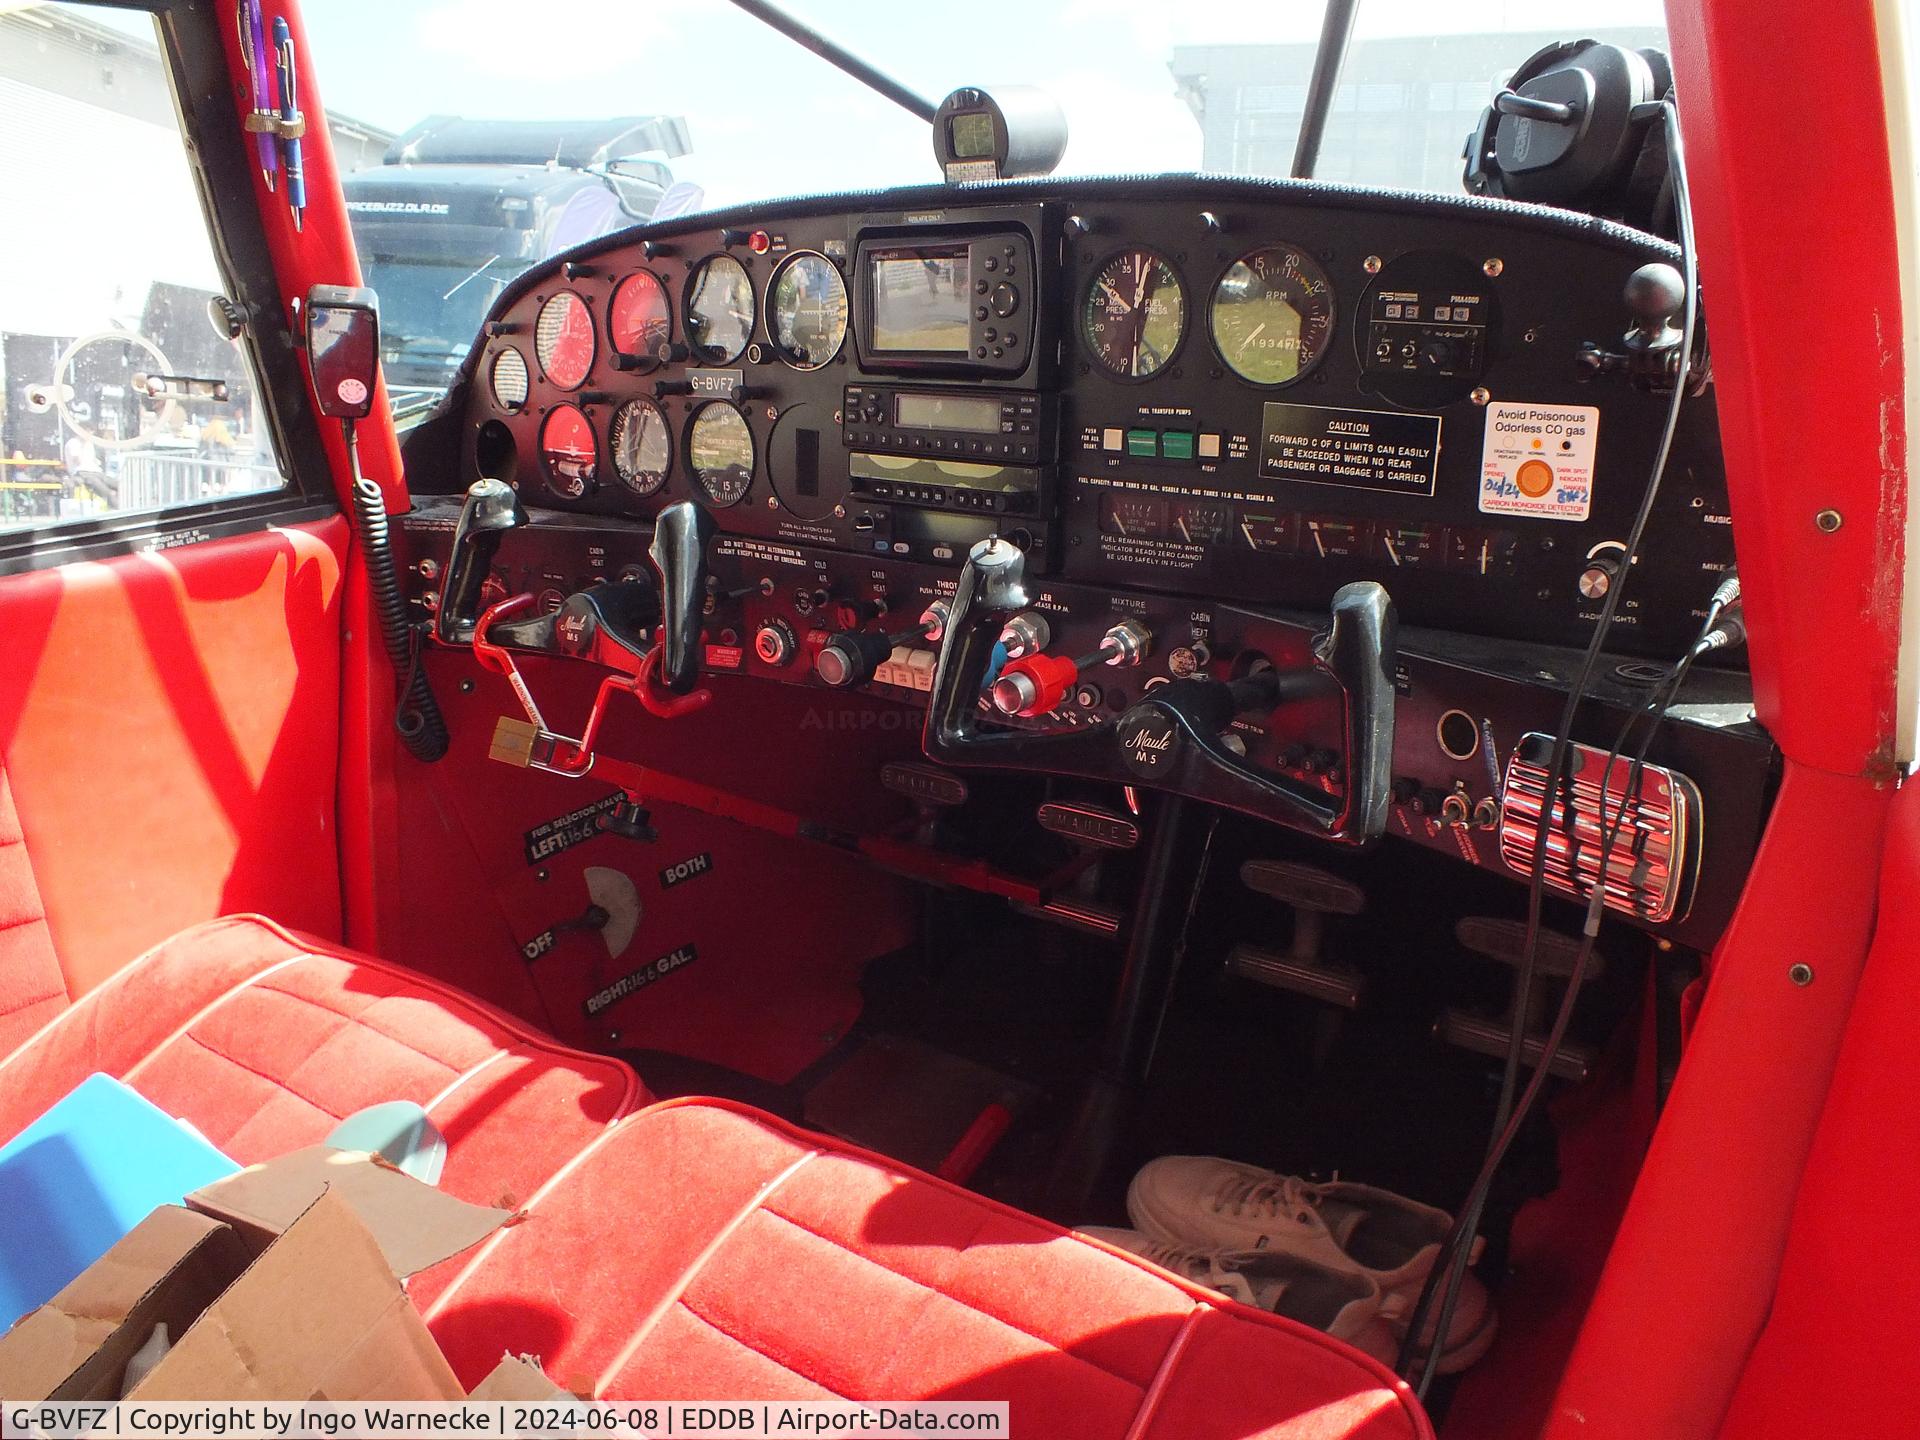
left=768, top=252, right=848, bottom=369
left=489, top=348, right=529, bottom=410
left=534, top=291, right=594, bottom=389
left=1082, top=249, right=1185, bottom=380
left=687, top=403, right=754, bottom=506
left=609, top=398, right=672, bottom=497
left=610, top=271, right=672, bottom=365
left=1209, top=245, right=1335, bottom=387
left=684, top=255, right=756, bottom=364
left=539, top=404, right=597, bottom=498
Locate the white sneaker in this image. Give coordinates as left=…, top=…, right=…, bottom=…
left=1078, top=1225, right=1399, bottom=1368
left=1126, top=1156, right=1497, bottom=1374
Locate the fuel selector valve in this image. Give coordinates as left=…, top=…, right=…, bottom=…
left=990, top=619, right=1151, bottom=718
left=814, top=602, right=952, bottom=689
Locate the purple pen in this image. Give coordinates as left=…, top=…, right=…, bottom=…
left=245, top=0, right=276, bottom=191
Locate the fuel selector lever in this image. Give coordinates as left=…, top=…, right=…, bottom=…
left=815, top=602, right=952, bottom=688
left=924, top=536, right=1397, bottom=844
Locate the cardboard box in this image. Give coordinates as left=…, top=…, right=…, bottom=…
left=128, top=1188, right=465, bottom=1400
left=183, top=1146, right=510, bottom=1279
left=467, top=1356, right=573, bottom=1401
left=0, top=1206, right=251, bottom=1400
left=0, top=1147, right=514, bottom=1402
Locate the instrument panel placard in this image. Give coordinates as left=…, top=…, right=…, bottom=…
left=1477, top=401, right=1600, bottom=522
left=1258, top=402, right=1442, bottom=497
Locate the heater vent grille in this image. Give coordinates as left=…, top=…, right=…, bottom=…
left=1499, top=732, right=1702, bottom=924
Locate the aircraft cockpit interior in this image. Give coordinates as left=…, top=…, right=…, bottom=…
left=0, top=3, right=1908, bottom=1437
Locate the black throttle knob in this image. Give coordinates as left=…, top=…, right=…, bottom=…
left=815, top=629, right=894, bottom=688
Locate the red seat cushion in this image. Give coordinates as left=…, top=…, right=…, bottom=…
left=0, top=914, right=644, bottom=1221
left=425, top=1098, right=1433, bottom=1440
left=0, top=768, right=65, bottom=1055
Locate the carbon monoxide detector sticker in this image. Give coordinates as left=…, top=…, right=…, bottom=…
left=1478, top=403, right=1599, bottom=521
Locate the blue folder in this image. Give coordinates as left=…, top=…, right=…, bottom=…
left=0, top=1074, right=238, bottom=1321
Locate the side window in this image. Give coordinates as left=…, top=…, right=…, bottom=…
left=0, top=3, right=286, bottom=535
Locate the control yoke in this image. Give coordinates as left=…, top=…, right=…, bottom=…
left=435, top=478, right=525, bottom=644
left=924, top=537, right=1397, bottom=844
left=649, top=501, right=718, bottom=694
left=447, top=484, right=715, bottom=777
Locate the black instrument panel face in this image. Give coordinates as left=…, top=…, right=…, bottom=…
left=458, top=178, right=1735, bottom=658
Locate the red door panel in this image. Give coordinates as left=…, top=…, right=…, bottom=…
left=0, top=518, right=347, bottom=999
left=1716, top=779, right=1920, bottom=1435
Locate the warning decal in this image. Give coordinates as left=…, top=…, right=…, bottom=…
left=1259, top=402, right=1441, bottom=496
left=1479, top=403, right=1599, bottom=521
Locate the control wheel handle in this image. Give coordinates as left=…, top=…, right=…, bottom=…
left=437, top=479, right=526, bottom=645
left=649, top=502, right=718, bottom=694
left=924, top=536, right=1396, bottom=845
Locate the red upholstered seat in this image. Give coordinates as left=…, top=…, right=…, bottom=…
left=0, top=915, right=644, bottom=1216
left=1, top=923, right=1430, bottom=1434
left=425, top=1098, right=1433, bottom=1440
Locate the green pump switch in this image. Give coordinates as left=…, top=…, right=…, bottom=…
left=1126, top=428, right=1158, bottom=457
left=1160, top=430, right=1196, bottom=460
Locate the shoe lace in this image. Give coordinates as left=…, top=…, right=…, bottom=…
left=1137, top=1239, right=1262, bottom=1309
left=1209, top=1170, right=1323, bottom=1226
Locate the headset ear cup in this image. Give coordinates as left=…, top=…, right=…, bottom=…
left=1464, top=39, right=1586, bottom=199
left=1639, top=46, right=1675, bottom=100
left=1467, top=38, right=1678, bottom=239
left=1621, top=49, right=1678, bottom=238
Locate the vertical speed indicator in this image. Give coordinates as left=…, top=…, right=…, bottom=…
left=1082, top=249, right=1186, bottom=380
left=1208, top=245, right=1335, bottom=387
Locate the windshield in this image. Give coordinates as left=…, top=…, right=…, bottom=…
left=304, top=0, right=1667, bottom=417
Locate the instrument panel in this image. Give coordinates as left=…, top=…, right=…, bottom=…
left=440, top=176, right=1737, bottom=659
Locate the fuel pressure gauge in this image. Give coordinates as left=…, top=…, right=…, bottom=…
left=1082, top=249, right=1186, bottom=381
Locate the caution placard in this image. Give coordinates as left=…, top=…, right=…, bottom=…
left=1260, top=402, right=1441, bottom=496
left=1478, top=402, right=1600, bottom=521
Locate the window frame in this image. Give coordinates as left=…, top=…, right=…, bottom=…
left=0, top=0, right=341, bottom=575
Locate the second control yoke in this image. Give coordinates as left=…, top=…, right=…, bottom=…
left=923, top=536, right=1397, bottom=844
